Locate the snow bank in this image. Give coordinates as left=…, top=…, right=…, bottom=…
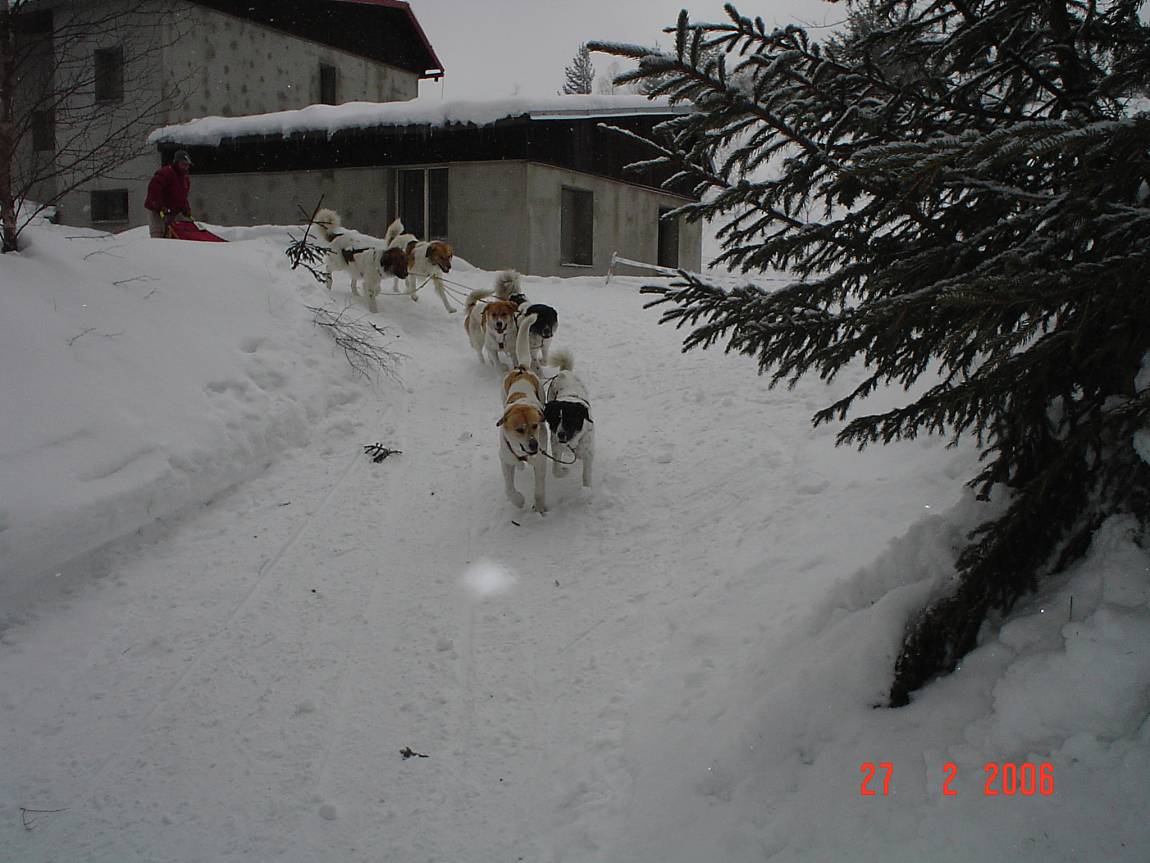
left=148, top=94, right=685, bottom=146
left=0, top=223, right=371, bottom=607
left=1, top=225, right=1147, bottom=861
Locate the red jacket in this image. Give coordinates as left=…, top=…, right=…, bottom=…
left=145, top=164, right=190, bottom=215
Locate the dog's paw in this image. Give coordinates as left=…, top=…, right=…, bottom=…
left=507, top=490, right=525, bottom=508
left=534, top=501, right=547, bottom=514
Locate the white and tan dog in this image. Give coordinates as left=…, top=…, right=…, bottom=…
left=383, top=218, right=457, bottom=314
left=464, top=287, right=521, bottom=368
left=542, top=350, right=594, bottom=488
left=314, top=208, right=409, bottom=313
left=497, top=363, right=547, bottom=513
left=494, top=271, right=557, bottom=373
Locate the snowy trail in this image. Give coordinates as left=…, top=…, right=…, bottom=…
left=2, top=260, right=979, bottom=862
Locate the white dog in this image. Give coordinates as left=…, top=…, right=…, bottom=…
left=542, top=350, right=594, bottom=488
left=497, top=364, right=547, bottom=512
left=383, top=218, right=457, bottom=314
left=464, top=286, right=521, bottom=368
left=314, top=208, right=409, bottom=313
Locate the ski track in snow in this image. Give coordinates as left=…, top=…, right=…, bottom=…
left=0, top=251, right=983, bottom=862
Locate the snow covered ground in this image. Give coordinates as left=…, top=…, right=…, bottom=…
left=1, top=221, right=1147, bottom=862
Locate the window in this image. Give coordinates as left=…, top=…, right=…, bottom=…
left=560, top=187, right=593, bottom=266
left=94, top=47, right=124, bottom=103
left=319, top=63, right=338, bottom=105
left=397, top=167, right=449, bottom=240
left=31, top=110, right=55, bottom=152
left=657, top=207, right=680, bottom=268
left=90, top=189, right=129, bottom=223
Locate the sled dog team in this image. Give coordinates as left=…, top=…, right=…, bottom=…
left=314, top=208, right=456, bottom=315
left=314, top=209, right=593, bottom=514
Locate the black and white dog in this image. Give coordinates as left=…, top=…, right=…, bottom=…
left=542, top=350, right=593, bottom=488
left=494, top=271, right=558, bottom=371
left=518, top=303, right=558, bottom=372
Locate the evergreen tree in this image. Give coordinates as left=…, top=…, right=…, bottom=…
left=590, top=1, right=1150, bottom=706
left=561, top=43, right=596, bottom=95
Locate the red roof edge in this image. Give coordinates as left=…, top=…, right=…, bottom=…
left=334, top=0, right=444, bottom=78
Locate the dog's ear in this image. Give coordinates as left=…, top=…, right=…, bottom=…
left=496, top=412, right=506, bottom=427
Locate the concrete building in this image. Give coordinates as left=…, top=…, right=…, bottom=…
left=15, top=0, right=441, bottom=231
left=149, top=96, right=703, bottom=276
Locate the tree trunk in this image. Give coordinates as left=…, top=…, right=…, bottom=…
left=0, top=0, right=18, bottom=253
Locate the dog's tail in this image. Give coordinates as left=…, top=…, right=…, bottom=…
left=383, top=217, right=404, bottom=247
left=494, top=270, right=521, bottom=300
left=465, top=289, right=492, bottom=311
left=313, top=208, right=341, bottom=239
left=515, top=312, right=538, bottom=367
left=550, top=349, right=574, bottom=372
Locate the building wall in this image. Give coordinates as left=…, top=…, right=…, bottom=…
left=182, top=159, right=700, bottom=279
left=20, top=0, right=170, bottom=228
left=187, top=166, right=395, bottom=237
left=41, top=0, right=419, bottom=232
left=439, top=161, right=529, bottom=273
left=524, top=163, right=702, bottom=277
left=164, top=1, right=419, bottom=120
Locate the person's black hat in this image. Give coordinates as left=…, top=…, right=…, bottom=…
left=172, top=150, right=192, bottom=166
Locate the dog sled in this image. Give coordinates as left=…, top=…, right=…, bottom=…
left=167, top=219, right=226, bottom=242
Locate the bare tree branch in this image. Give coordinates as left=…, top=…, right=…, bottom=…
left=2, top=0, right=194, bottom=251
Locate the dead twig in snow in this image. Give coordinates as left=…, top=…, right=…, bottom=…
left=67, top=328, right=123, bottom=346
left=363, top=443, right=401, bottom=463
left=67, top=328, right=95, bottom=346
left=112, top=275, right=160, bottom=287
left=286, top=196, right=328, bottom=284
left=82, top=245, right=125, bottom=261
left=305, top=304, right=405, bottom=382
left=20, top=807, right=67, bottom=830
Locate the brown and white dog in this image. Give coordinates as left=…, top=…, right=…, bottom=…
left=464, top=289, right=521, bottom=368
left=494, top=271, right=557, bottom=372
left=314, top=208, right=409, bottom=313
left=497, top=364, right=547, bottom=513
left=383, top=218, right=456, bottom=314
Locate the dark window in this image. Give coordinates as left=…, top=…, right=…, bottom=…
left=319, top=63, right=338, bottom=105
left=398, top=169, right=426, bottom=239
left=560, top=187, right=593, bottom=266
left=31, top=110, right=55, bottom=152
left=94, top=47, right=124, bottom=103
left=428, top=168, right=448, bottom=238
left=90, top=189, right=129, bottom=223
left=657, top=207, right=680, bottom=268
left=397, top=167, right=449, bottom=240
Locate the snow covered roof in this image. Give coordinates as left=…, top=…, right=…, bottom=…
left=148, top=95, right=690, bottom=147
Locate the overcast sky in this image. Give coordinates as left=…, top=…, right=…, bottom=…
left=412, top=0, right=846, bottom=102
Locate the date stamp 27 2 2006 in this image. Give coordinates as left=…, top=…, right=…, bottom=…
left=860, top=762, right=1054, bottom=798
